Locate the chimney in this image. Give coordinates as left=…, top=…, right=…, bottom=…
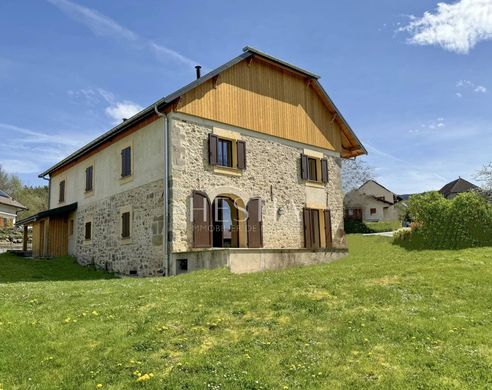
left=195, top=65, right=201, bottom=79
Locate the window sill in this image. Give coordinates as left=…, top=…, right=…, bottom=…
left=83, top=239, right=92, bottom=245
left=120, top=175, right=133, bottom=185
left=213, top=166, right=242, bottom=177
left=84, top=190, right=94, bottom=198
left=305, top=180, right=325, bottom=189
left=120, top=237, right=132, bottom=245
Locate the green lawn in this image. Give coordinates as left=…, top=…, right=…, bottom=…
left=1, top=236, right=492, bottom=389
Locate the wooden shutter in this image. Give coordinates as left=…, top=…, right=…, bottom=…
left=59, top=180, right=65, bottom=203
left=247, top=198, right=263, bottom=248
left=85, top=222, right=91, bottom=240
left=300, top=154, right=309, bottom=180
left=321, top=159, right=329, bottom=183
left=303, top=208, right=313, bottom=248
left=208, top=134, right=218, bottom=165
left=192, top=191, right=212, bottom=248
left=85, top=166, right=93, bottom=192
left=237, top=140, right=246, bottom=170
left=324, top=209, right=332, bottom=248
left=122, top=212, right=130, bottom=238
left=121, top=147, right=131, bottom=177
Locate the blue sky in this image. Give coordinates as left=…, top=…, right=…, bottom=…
left=0, top=0, right=491, bottom=194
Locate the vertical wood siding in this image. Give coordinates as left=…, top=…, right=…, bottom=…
left=176, top=59, right=343, bottom=152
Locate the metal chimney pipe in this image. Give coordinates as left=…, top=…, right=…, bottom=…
left=195, top=65, right=201, bottom=79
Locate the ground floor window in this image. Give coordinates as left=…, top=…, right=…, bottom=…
left=84, top=221, right=92, bottom=241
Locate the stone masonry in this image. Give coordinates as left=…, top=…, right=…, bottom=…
left=75, top=179, right=164, bottom=276
left=169, top=117, right=346, bottom=253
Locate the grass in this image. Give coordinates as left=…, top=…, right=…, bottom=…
left=1, top=236, right=492, bottom=389
left=364, top=220, right=402, bottom=232
left=344, top=220, right=402, bottom=234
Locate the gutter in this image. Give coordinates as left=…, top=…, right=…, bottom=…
left=154, top=104, right=171, bottom=276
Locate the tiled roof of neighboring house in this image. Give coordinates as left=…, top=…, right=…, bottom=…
left=39, top=47, right=366, bottom=178
left=439, top=178, right=479, bottom=198
left=0, top=190, right=27, bottom=210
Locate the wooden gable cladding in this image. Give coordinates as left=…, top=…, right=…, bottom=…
left=176, top=58, right=343, bottom=153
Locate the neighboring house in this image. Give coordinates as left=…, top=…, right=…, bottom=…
left=344, top=180, right=403, bottom=222
left=439, top=177, right=479, bottom=199
left=0, top=190, right=27, bottom=227
left=16, top=47, right=366, bottom=275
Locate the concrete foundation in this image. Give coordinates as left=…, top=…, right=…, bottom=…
left=170, top=248, right=348, bottom=275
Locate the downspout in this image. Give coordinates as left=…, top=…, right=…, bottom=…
left=154, top=104, right=171, bottom=276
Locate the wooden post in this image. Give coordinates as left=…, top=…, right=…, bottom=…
left=23, top=225, right=28, bottom=252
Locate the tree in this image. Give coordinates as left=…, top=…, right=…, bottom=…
left=341, top=158, right=376, bottom=193
left=0, top=164, right=48, bottom=220
left=475, top=162, right=492, bottom=190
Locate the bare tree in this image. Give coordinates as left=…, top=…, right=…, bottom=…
left=475, top=162, right=492, bottom=190
left=342, top=158, right=376, bottom=193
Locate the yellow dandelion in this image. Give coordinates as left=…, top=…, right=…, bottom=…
left=96, top=384, right=103, bottom=388
left=136, top=373, right=151, bottom=382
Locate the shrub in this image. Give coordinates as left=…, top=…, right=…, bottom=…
left=395, top=191, right=492, bottom=249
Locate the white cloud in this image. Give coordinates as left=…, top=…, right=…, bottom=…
left=105, top=101, right=143, bottom=125
left=400, top=0, right=492, bottom=54
left=0, top=123, right=97, bottom=176
left=456, top=79, right=488, bottom=95
left=47, top=0, right=200, bottom=69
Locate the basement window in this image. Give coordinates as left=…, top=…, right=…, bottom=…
left=176, top=259, right=188, bottom=275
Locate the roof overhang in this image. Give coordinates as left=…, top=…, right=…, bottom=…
left=39, top=47, right=366, bottom=177
left=16, top=202, right=77, bottom=226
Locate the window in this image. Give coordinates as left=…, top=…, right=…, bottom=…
left=307, top=157, right=317, bottom=181
left=208, top=134, right=246, bottom=170
left=217, top=139, right=233, bottom=167
left=59, top=180, right=65, bottom=203
left=85, top=166, right=94, bottom=192
left=121, top=146, right=132, bottom=177
left=370, top=208, right=377, bottom=215
left=121, top=211, right=131, bottom=239
left=84, top=221, right=92, bottom=240
left=301, top=154, right=329, bottom=183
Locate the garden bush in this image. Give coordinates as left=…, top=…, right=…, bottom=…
left=395, top=191, right=492, bottom=249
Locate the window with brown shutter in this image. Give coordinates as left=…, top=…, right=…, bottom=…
left=301, top=154, right=309, bottom=180
left=121, top=211, right=131, bottom=238
left=303, top=208, right=321, bottom=249
left=247, top=197, right=263, bottom=248
left=85, top=166, right=94, bottom=192
left=192, top=191, right=212, bottom=248
left=237, top=140, right=246, bottom=170
left=321, top=159, right=329, bottom=183
left=121, top=146, right=131, bottom=177
left=324, top=209, right=332, bottom=248
left=59, top=180, right=65, bottom=203
left=84, top=221, right=92, bottom=240
left=217, top=138, right=233, bottom=167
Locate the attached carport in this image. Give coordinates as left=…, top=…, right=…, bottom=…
left=16, top=203, right=77, bottom=257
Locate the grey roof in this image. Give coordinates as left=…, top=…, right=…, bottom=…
left=16, top=202, right=77, bottom=226
left=39, top=47, right=365, bottom=177
left=0, top=190, right=27, bottom=210
left=439, top=178, right=479, bottom=198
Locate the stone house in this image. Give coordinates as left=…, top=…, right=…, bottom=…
left=17, top=47, right=366, bottom=275
left=0, top=190, right=27, bottom=227
left=344, top=180, right=404, bottom=222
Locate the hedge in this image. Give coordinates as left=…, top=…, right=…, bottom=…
left=394, top=191, right=492, bottom=249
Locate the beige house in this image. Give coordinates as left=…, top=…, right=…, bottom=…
left=17, top=47, right=366, bottom=275
left=344, top=180, right=403, bottom=222
left=0, top=190, right=27, bottom=228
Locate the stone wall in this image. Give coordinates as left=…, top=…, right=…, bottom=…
left=75, top=179, right=164, bottom=276
left=169, top=116, right=346, bottom=253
